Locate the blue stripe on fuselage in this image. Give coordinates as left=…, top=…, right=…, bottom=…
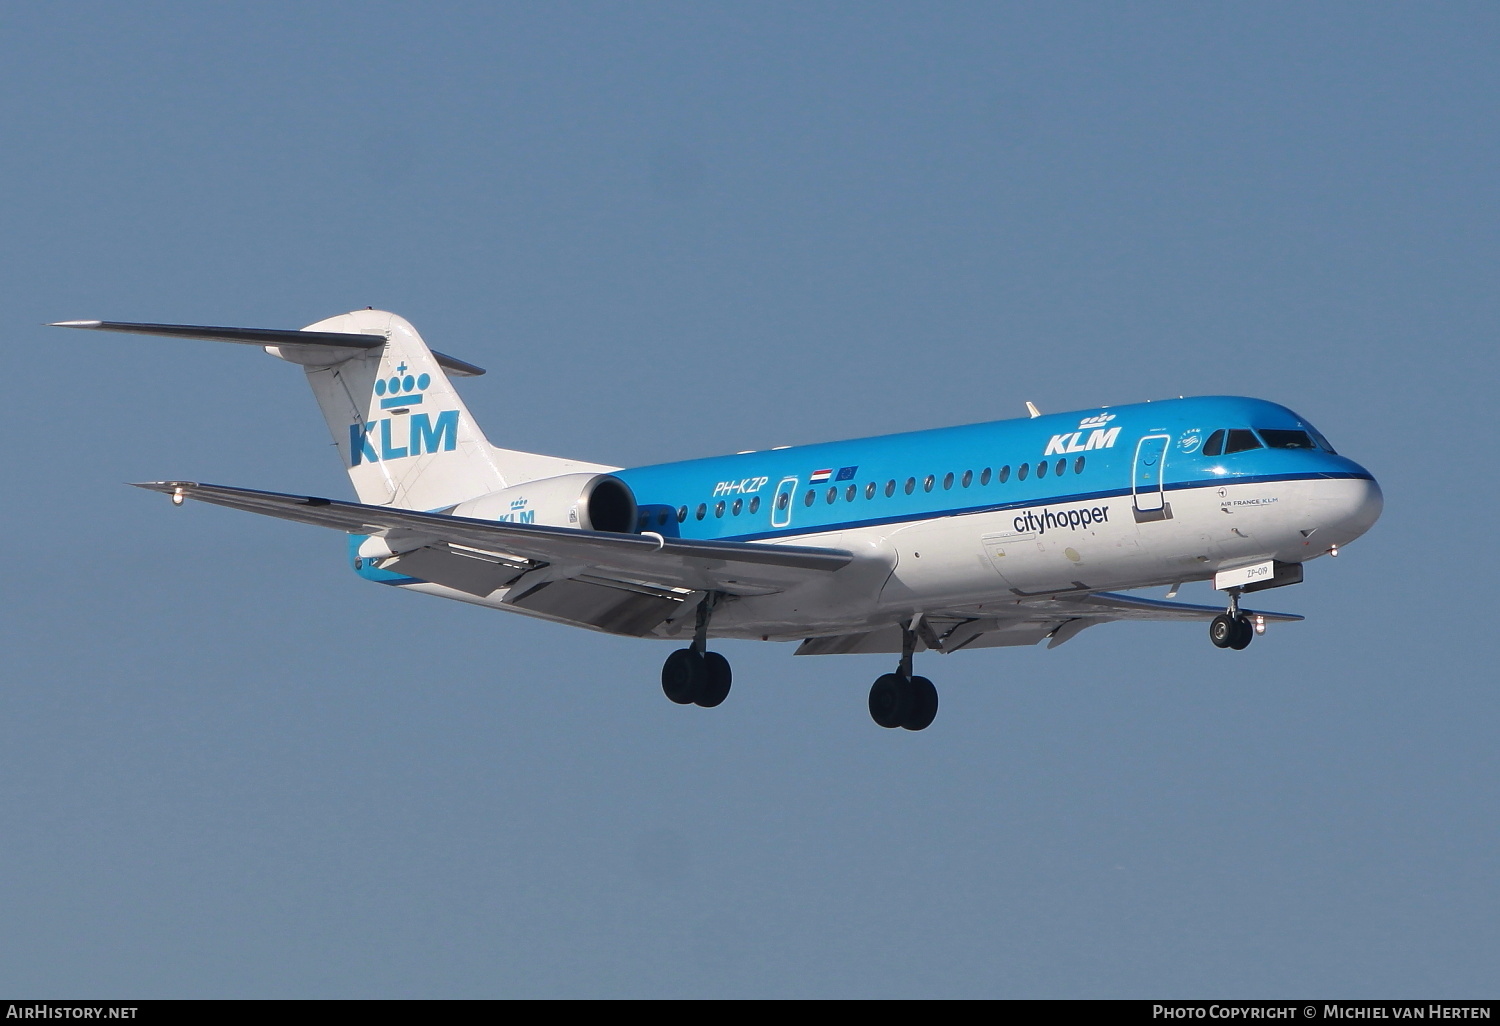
left=613, top=395, right=1374, bottom=542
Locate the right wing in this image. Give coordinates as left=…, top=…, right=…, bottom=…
left=796, top=591, right=1302, bottom=655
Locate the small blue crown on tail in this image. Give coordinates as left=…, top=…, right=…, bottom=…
left=374, top=363, right=433, bottom=410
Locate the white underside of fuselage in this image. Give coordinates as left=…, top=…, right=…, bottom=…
left=388, top=475, right=1379, bottom=646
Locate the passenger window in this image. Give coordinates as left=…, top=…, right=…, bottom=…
left=1073, top=456, right=1085, bottom=475
left=750, top=496, right=761, bottom=514
left=1017, top=463, right=1029, bottom=481
left=885, top=480, right=896, bottom=497
left=904, top=478, right=915, bottom=495
left=732, top=499, right=742, bottom=516
left=943, top=472, right=954, bottom=490
left=776, top=493, right=789, bottom=511
left=1203, top=430, right=1225, bottom=457
left=865, top=482, right=876, bottom=499
left=715, top=501, right=725, bottom=518
left=998, top=465, right=1011, bottom=483
left=845, top=484, right=856, bottom=502
left=1037, top=460, right=1048, bottom=478
left=696, top=503, right=707, bottom=521
left=962, top=470, right=973, bottom=488
left=657, top=511, right=669, bottom=527
left=923, top=475, right=934, bottom=492
left=980, top=468, right=991, bottom=485
left=826, top=487, right=837, bottom=504
left=1259, top=429, right=1316, bottom=449
left=1055, top=458, right=1066, bottom=476
left=1224, top=429, right=1263, bottom=454
left=677, top=506, right=688, bottom=523
left=804, top=490, right=815, bottom=507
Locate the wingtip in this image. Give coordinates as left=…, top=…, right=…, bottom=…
left=49, top=320, right=103, bottom=328
left=129, top=480, right=197, bottom=492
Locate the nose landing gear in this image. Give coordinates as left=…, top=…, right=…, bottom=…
left=868, top=618, right=939, bottom=730
left=1209, top=588, right=1255, bottom=650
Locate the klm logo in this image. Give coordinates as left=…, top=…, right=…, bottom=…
left=348, top=366, right=459, bottom=466
left=497, top=497, right=535, bottom=524
left=1044, top=413, right=1120, bottom=456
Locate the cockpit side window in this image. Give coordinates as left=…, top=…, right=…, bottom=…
left=1202, top=429, right=1225, bottom=457
left=1224, top=429, right=1263, bottom=454
left=1308, top=427, right=1337, bottom=454
left=1259, top=429, right=1317, bottom=450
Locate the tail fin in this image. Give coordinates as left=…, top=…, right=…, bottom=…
left=287, top=310, right=617, bottom=509
left=53, top=310, right=615, bottom=510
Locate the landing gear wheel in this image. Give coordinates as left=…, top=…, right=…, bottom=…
left=901, top=675, right=938, bottom=731
left=662, top=648, right=705, bottom=704
left=1209, top=614, right=1236, bottom=649
left=695, top=652, right=732, bottom=708
left=869, top=673, right=913, bottom=729
left=1228, top=615, right=1254, bottom=650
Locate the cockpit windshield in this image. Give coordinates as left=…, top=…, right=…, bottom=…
left=1202, top=424, right=1337, bottom=456
left=1258, top=429, right=1317, bottom=450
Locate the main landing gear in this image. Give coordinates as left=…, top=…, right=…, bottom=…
left=1209, top=587, right=1258, bottom=651
left=868, top=619, right=939, bottom=731
left=661, top=592, right=732, bottom=708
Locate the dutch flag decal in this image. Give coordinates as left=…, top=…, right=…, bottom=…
left=810, top=469, right=833, bottom=483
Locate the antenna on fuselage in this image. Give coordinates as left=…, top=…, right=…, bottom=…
left=1025, top=401, right=1042, bottom=418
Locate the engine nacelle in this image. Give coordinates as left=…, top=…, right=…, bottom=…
left=451, top=473, right=638, bottom=533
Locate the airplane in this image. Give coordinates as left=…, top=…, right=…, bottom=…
left=54, top=309, right=1383, bottom=731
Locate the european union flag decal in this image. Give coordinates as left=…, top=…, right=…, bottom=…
left=835, top=466, right=858, bottom=481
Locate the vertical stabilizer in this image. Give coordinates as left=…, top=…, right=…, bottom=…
left=284, top=310, right=616, bottom=510
left=284, top=310, right=504, bottom=509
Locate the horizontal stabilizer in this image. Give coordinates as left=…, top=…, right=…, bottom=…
left=50, top=319, right=485, bottom=377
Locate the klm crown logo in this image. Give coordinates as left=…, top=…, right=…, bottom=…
left=349, top=362, right=459, bottom=467
left=374, top=368, right=432, bottom=409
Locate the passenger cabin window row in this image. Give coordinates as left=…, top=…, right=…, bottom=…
left=762, top=459, right=1092, bottom=516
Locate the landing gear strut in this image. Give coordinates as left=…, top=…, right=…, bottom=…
left=1209, top=587, right=1255, bottom=651
left=868, top=618, right=939, bottom=731
left=661, top=592, right=732, bottom=708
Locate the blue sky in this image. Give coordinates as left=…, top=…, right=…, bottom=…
left=2, top=2, right=1496, bottom=997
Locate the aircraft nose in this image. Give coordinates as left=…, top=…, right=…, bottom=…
left=1325, top=473, right=1383, bottom=546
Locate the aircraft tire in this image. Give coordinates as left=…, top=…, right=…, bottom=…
left=869, top=673, right=913, bottom=729
left=1209, top=614, right=1236, bottom=649
left=662, top=648, right=705, bottom=704
left=1228, top=615, right=1254, bottom=651
left=901, top=676, right=938, bottom=731
left=695, top=652, right=732, bottom=708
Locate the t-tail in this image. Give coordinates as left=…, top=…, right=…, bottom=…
left=51, top=310, right=614, bottom=510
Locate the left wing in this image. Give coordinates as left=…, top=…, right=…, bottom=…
left=133, top=481, right=853, bottom=601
